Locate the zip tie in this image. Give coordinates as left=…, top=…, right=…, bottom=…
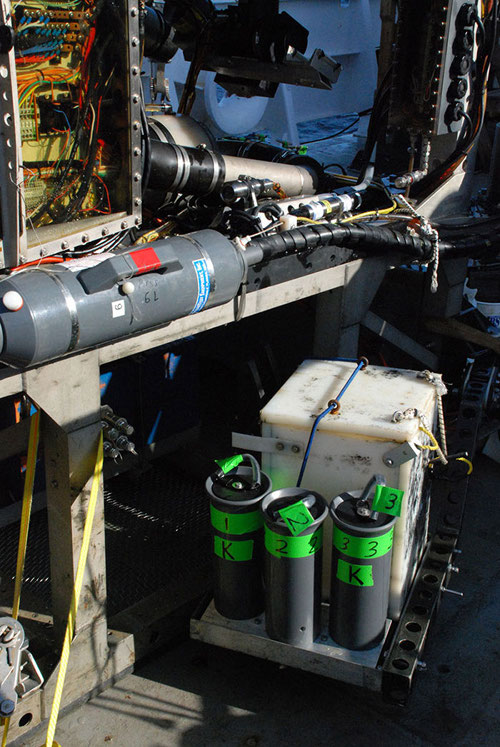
left=43, top=433, right=104, bottom=747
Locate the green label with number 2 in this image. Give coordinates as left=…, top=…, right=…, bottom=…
left=333, top=526, right=394, bottom=559
left=265, top=527, right=323, bottom=558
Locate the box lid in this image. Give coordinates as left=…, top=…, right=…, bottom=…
left=260, top=360, right=438, bottom=442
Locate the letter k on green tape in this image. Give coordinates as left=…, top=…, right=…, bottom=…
left=278, top=500, right=315, bottom=536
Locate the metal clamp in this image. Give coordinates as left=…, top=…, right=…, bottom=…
left=0, top=617, right=43, bottom=716
left=232, top=432, right=303, bottom=455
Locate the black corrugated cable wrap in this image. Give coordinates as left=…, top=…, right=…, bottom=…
left=248, top=224, right=445, bottom=262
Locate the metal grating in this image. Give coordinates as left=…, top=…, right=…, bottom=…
left=0, top=463, right=212, bottom=618
left=104, top=463, right=212, bottom=615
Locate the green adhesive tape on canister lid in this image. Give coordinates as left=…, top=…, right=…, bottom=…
left=336, top=558, right=374, bottom=587
left=372, top=485, right=404, bottom=517
left=210, top=505, right=263, bottom=535
left=213, top=535, right=254, bottom=561
left=277, top=500, right=314, bottom=536
left=265, top=527, right=322, bottom=558
left=332, top=526, right=394, bottom=559
left=215, top=454, right=244, bottom=474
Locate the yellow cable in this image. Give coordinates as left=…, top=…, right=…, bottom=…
left=1, top=410, right=40, bottom=747
left=340, top=201, right=398, bottom=224
left=296, top=216, right=325, bottom=225
left=456, top=456, right=473, bottom=475
left=43, top=433, right=103, bottom=747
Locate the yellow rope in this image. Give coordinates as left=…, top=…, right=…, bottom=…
left=417, top=425, right=441, bottom=451
left=43, top=433, right=103, bottom=747
left=1, top=410, right=40, bottom=747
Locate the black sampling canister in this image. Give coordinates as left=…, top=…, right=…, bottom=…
left=206, top=454, right=271, bottom=620
left=329, top=490, right=397, bottom=650
left=262, top=488, right=328, bottom=646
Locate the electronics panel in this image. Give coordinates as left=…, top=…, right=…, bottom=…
left=0, top=0, right=142, bottom=269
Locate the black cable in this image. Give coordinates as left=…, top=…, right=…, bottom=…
left=300, top=116, right=360, bottom=145
left=323, top=163, right=347, bottom=174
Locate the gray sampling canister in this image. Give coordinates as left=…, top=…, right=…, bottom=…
left=262, top=487, right=328, bottom=646
left=206, top=454, right=271, bottom=619
left=329, top=489, right=397, bottom=650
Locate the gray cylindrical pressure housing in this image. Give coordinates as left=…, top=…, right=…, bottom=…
left=206, top=460, right=271, bottom=619
left=329, top=491, right=397, bottom=650
left=262, top=488, right=327, bottom=646
left=0, top=229, right=244, bottom=368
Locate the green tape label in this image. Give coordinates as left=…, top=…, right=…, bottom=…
left=215, top=454, right=244, bottom=474
left=210, top=505, right=263, bottom=535
left=372, top=485, right=405, bottom=517
left=333, top=526, right=394, bottom=559
left=265, top=527, right=322, bottom=558
left=277, top=500, right=314, bottom=536
left=336, top=558, right=374, bottom=587
left=214, top=535, right=254, bottom=561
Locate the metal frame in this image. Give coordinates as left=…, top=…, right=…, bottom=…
left=191, top=602, right=391, bottom=692
left=0, top=256, right=393, bottom=741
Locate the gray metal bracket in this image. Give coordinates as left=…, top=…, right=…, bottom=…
left=382, top=441, right=420, bottom=468
left=232, top=432, right=303, bottom=456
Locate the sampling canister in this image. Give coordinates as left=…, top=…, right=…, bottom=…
left=206, top=454, right=271, bottom=619
left=329, top=490, right=397, bottom=650
left=262, top=487, right=328, bottom=646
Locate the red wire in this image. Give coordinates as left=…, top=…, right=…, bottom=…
left=13, top=257, right=65, bottom=271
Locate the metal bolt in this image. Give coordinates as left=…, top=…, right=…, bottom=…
left=320, top=634, right=328, bottom=642
left=132, top=120, right=140, bottom=131
left=40, top=248, right=48, bottom=257
left=291, top=445, right=300, bottom=453
left=0, top=700, right=14, bottom=715
left=51, top=480, right=58, bottom=488
left=101, top=227, right=109, bottom=236
left=253, top=618, right=261, bottom=625
left=131, top=36, right=139, bottom=47
left=134, top=172, right=141, bottom=182
left=132, top=94, right=139, bottom=104
left=130, top=7, right=138, bottom=16
left=448, top=565, right=460, bottom=573
left=231, top=481, right=244, bottom=490
left=134, top=197, right=142, bottom=207
left=81, top=234, right=89, bottom=243
left=133, top=147, right=141, bottom=157
left=121, top=221, right=128, bottom=230
left=131, top=66, right=139, bottom=76
left=134, top=218, right=140, bottom=226
left=384, top=457, right=394, bottom=467
left=441, top=586, right=464, bottom=597
left=276, top=442, right=284, bottom=451
left=416, top=661, right=427, bottom=672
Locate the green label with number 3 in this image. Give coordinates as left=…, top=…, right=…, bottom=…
left=371, top=485, right=404, bottom=517
left=333, top=526, right=394, bottom=559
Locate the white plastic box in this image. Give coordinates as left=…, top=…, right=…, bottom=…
left=260, top=360, right=439, bottom=618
